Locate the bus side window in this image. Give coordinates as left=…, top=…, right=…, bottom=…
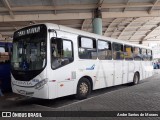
left=62, top=40, right=73, bottom=63
left=112, top=43, right=124, bottom=60
left=133, top=47, right=142, bottom=61
left=147, top=49, right=152, bottom=61
left=98, top=40, right=112, bottom=60
left=78, top=36, right=97, bottom=59
left=142, top=48, right=147, bottom=61
left=124, top=45, right=133, bottom=60
left=51, top=37, right=73, bottom=69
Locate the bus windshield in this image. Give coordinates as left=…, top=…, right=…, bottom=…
left=11, top=25, right=47, bottom=71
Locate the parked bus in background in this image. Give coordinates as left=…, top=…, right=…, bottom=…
left=11, top=23, right=153, bottom=99
left=0, top=42, right=12, bottom=92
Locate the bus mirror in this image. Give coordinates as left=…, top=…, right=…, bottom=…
left=51, top=37, right=63, bottom=55
left=50, top=37, right=55, bottom=42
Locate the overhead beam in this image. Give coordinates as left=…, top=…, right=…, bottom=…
left=111, top=18, right=126, bottom=37
left=129, top=17, right=155, bottom=40
left=148, top=0, right=159, bottom=14
left=81, top=19, right=87, bottom=30
left=2, top=0, right=14, bottom=19
left=0, top=37, right=5, bottom=41
left=120, top=34, right=146, bottom=37
left=0, top=4, right=97, bottom=12
left=0, top=33, right=2, bottom=38
left=118, top=17, right=140, bottom=39
left=0, top=31, right=13, bottom=36
left=1, top=11, right=160, bottom=23
left=141, top=22, right=160, bottom=42
left=107, top=30, right=149, bottom=34
left=144, top=39, right=160, bottom=41
left=0, top=29, right=15, bottom=32
left=81, top=19, right=92, bottom=31
left=97, top=0, right=104, bottom=9
left=0, top=0, right=160, bottom=14
left=102, top=11, right=160, bottom=18
left=123, top=0, right=130, bottom=12
left=0, top=13, right=92, bottom=22
left=104, top=18, right=117, bottom=35
left=1, top=3, right=160, bottom=12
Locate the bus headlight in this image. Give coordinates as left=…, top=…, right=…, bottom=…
left=35, top=78, right=48, bottom=89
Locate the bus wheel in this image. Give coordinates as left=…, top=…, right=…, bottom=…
left=75, top=78, right=91, bottom=100
left=132, top=73, right=139, bottom=85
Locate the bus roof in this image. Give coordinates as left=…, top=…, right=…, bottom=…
left=46, top=23, right=151, bottom=50
left=15, top=23, right=151, bottom=50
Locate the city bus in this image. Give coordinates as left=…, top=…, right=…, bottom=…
left=11, top=23, right=153, bottom=99
left=0, top=42, right=12, bottom=92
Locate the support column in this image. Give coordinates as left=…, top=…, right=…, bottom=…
left=93, top=8, right=102, bottom=35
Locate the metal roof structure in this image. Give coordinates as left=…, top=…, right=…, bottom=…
left=1, top=0, right=160, bottom=45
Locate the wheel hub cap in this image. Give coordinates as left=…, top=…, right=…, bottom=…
left=80, top=83, right=88, bottom=95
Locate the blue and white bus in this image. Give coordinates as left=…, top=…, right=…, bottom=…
left=0, top=42, right=12, bottom=92
left=11, top=23, right=153, bottom=99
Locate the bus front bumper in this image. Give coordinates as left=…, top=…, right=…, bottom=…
left=12, top=83, right=49, bottom=99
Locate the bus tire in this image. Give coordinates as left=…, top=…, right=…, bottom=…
left=75, top=78, right=91, bottom=100
left=132, top=73, right=139, bottom=85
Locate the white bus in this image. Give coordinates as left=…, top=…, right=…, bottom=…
left=11, top=23, right=153, bottom=99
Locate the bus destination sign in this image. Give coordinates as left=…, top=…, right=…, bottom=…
left=16, top=26, right=41, bottom=37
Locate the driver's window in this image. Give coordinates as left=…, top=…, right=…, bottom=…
left=51, top=38, right=73, bottom=69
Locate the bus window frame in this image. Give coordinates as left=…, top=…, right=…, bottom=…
left=12, top=24, right=48, bottom=71
left=124, top=45, right=133, bottom=61
left=78, top=35, right=97, bottom=60
left=147, top=49, right=152, bottom=61
left=50, top=37, right=74, bottom=70
left=141, top=48, right=148, bottom=61
left=112, top=42, right=124, bottom=60
left=97, top=39, right=112, bottom=60
left=133, top=47, right=142, bottom=61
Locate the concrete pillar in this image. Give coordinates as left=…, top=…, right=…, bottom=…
left=93, top=9, right=102, bottom=35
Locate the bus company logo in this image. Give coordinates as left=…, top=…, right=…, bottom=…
left=2, top=112, right=42, bottom=118
left=86, top=64, right=95, bottom=70
left=2, top=112, right=11, bottom=117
